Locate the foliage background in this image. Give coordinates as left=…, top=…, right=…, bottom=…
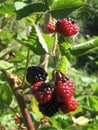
left=0, top=0, right=98, bottom=129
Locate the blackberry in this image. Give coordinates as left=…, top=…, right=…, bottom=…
left=38, top=98, right=60, bottom=117
left=46, top=23, right=56, bottom=33
left=26, top=66, right=47, bottom=84
left=56, top=18, right=79, bottom=37
left=55, top=76, right=75, bottom=102
left=33, top=83, right=54, bottom=103
left=32, top=81, right=43, bottom=92
left=60, top=96, right=78, bottom=114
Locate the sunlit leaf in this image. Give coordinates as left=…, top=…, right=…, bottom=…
left=0, top=3, right=15, bottom=14
left=0, top=60, right=13, bottom=70
left=70, top=39, right=98, bottom=56
left=73, top=116, right=89, bottom=126
left=19, top=25, right=48, bottom=55
left=35, top=25, right=48, bottom=53
left=56, top=56, right=67, bottom=74
left=30, top=111, right=41, bottom=122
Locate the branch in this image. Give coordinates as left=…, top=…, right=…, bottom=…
left=51, top=33, right=58, bottom=68
left=21, top=49, right=30, bottom=87
left=2, top=70, right=35, bottom=130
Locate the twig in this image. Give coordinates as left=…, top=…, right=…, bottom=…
left=51, top=33, right=58, bottom=68
left=2, top=71, right=35, bottom=130
left=1, top=125, right=5, bottom=130
left=0, top=14, right=8, bottom=29
left=21, top=49, right=30, bottom=87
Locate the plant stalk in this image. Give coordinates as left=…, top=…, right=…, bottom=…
left=2, top=70, right=35, bottom=130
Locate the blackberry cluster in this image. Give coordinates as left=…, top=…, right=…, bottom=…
left=45, top=17, right=79, bottom=37
left=26, top=66, right=47, bottom=85
left=26, top=66, right=78, bottom=116
left=38, top=98, right=60, bottom=117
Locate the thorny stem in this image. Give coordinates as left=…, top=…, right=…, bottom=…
left=0, top=14, right=7, bottom=30
left=2, top=71, right=35, bottom=130
left=15, top=91, right=35, bottom=130
left=1, top=126, right=5, bottom=130
left=51, top=33, right=58, bottom=68
left=21, top=49, right=30, bottom=87
left=35, top=14, right=43, bottom=24
left=0, top=14, right=15, bottom=31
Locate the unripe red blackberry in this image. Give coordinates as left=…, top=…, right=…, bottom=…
left=60, top=97, right=78, bottom=114
left=54, top=76, right=75, bottom=102
left=38, top=98, right=60, bottom=117
left=46, top=23, right=56, bottom=33
left=26, top=66, right=47, bottom=85
left=32, top=81, right=44, bottom=92
left=32, top=83, right=54, bottom=103
left=56, top=18, right=79, bottom=37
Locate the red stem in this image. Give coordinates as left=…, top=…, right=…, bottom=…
left=15, top=92, right=35, bottom=130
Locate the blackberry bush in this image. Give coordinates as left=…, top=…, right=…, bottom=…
left=1, top=0, right=98, bottom=130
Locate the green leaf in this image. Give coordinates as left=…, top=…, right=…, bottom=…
left=69, top=106, right=83, bottom=116
left=14, top=2, right=27, bottom=10
left=19, top=25, right=48, bottom=55
left=0, top=113, right=17, bottom=128
left=0, top=85, right=12, bottom=110
left=54, top=114, right=69, bottom=129
left=8, top=51, right=26, bottom=63
left=35, top=25, right=48, bottom=53
left=0, top=60, right=13, bottom=70
left=56, top=56, right=67, bottom=74
left=87, top=95, right=98, bottom=110
left=70, top=38, right=98, bottom=56
left=66, top=126, right=79, bottom=130
left=50, top=0, right=83, bottom=19
left=72, top=39, right=98, bottom=50
left=30, top=112, right=41, bottom=122
left=38, top=126, right=57, bottom=130
left=0, top=3, right=15, bottom=14
left=58, top=36, right=73, bottom=60
left=0, top=47, right=13, bottom=59
left=47, top=0, right=55, bottom=6
left=0, top=0, right=5, bottom=3
left=15, top=2, right=48, bottom=19
left=42, top=33, right=54, bottom=52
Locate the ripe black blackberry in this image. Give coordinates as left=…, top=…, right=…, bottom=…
left=26, top=66, right=47, bottom=84
left=33, top=83, right=54, bottom=103
left=38, top=98, right=60, bottom=117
